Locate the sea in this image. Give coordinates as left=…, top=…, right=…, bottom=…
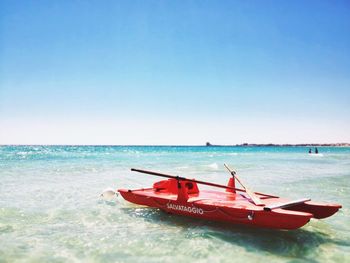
left=0, top=145, right=349, bottom=262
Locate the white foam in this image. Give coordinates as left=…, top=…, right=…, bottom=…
left=100, top=188, right=118, bottom=201
left=309, top=153, right=324, bottom=157
left=208, top=163, right=219, bottom=170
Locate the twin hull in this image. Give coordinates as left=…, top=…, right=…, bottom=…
left=119, top=189, right=311, bottom=230
left=118, top=179, right=341, bottom=230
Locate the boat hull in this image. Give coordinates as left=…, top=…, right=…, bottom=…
left=118, top=188, right=315, bottom=230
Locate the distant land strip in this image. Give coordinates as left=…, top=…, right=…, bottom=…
left=205, top=142, right=350, bottom=147
left=0, top=143, right=349, bottom=147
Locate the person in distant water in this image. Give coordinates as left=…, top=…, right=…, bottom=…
left=308, top=148, right=312, bottom=154
left=315, top=147, right=319, bottom=154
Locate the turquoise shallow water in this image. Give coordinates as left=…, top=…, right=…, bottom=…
left=0, top=145, right=349, bottom=262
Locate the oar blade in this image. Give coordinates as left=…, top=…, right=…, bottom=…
left=244, top=187, right=265, bottom=206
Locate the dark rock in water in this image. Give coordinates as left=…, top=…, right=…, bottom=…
left=206, top=142, right=212, bottom=146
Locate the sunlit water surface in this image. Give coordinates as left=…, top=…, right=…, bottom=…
left=0, top=146, right=349, bottom=262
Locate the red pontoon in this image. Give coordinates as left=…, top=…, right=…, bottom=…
left=118, top=165, right=341, bottom=230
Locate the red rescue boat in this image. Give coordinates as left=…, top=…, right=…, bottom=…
left=118, top=165, right=341, bottom=230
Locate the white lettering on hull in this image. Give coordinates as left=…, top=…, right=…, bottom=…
left=166, top=203, right=204, bottom=215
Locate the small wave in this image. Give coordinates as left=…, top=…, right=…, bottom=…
left=208, top=163, right=219, bottom=170
left=309, top=153, right=324, bottom=157
left=0, top=224, right=14, bottom=234
left=177, top=166, right=189, bottom=170
left=16, top=151, right=29, bottom=155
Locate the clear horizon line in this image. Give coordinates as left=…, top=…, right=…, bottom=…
left=1, top=143, right=349, bottom=147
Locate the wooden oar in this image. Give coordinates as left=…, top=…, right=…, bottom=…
left=224, top=164, right=265, bottom=206
left=130, top=168, right=278, bottom=199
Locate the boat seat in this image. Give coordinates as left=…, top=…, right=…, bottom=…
left=153, top=179, right=199, bottom=194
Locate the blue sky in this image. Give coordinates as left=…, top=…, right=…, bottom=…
left=1, top=0, right=349, bottom=145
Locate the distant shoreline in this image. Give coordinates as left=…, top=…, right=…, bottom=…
left=0, top=143, right=350, bottom=147
left=205, top=142, right=350, bottom=147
